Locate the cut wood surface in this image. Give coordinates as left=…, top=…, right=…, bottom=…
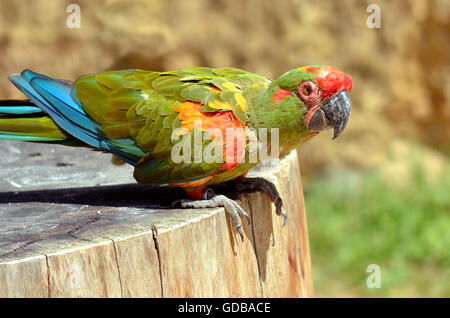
left=0, top=141, right=313, bottom=297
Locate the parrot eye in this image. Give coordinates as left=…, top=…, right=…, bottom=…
left=303, top=85, right=312, bottom=95
left=297, top=81, right=318, bottom=100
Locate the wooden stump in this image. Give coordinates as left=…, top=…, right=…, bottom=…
left=0, top=141, right=313, bottom=297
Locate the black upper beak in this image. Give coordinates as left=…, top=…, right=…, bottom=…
left=307, top=90, right=351, bottom=139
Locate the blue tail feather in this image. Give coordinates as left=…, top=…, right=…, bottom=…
left=0, top=106, right=41, bottom=114
left=7, top=69, right=141, bottom=165
left=0, top=133, right=64, bottom=142
left=0, top=102, right=42, bottom=114
left=29, top=77, right=100, bottom=136
left=9, top=71, right=103, bottom=150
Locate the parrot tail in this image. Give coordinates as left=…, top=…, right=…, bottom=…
left=2, top=70, right=142, bottom=165
left=0, top=99, right=73, bottom=142
left=8, top=70, right=104, bottom=148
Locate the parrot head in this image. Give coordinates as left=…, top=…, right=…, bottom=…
left=272, top=65, right=353, bottom=139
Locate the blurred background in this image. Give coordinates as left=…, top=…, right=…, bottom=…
left=0, top=0, right=448, bottom=297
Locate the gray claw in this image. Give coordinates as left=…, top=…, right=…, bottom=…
left=280, top=208, right=287, bottom=227
left=236, top=224, right=244, bottom=242
left=230, top=177, right=288, bottom=228
left=242, top=210, right=251, bottom=226
left=275, top=204, right=288, bottom=227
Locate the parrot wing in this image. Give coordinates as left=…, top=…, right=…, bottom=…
left=74, top=67, right=268, bottom=186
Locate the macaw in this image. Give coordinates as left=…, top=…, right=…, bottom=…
left=0, top=66, right=352, bottom=240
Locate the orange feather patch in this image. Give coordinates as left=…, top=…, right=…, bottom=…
left=172, top=101, right=249, bottom=191
left=183, top=184, right=208, bottom=200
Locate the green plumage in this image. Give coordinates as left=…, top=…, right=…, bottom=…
left=74, top=67, right=281, bottom=186
left=1, top=66, right=318, bottom=189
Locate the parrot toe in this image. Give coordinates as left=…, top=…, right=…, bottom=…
left=175, top=177, right=287, bottom=241
left=220, top=177, right=288, bottom=227
left=179, top=193, right=251, bottom=242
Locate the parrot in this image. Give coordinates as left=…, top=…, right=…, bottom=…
left=0, top=65, right=352, bottom=240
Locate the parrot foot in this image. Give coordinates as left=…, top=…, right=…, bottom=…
left=222, top=177, right=287, bottom=227
left=174, top=190, right=251, bottom=242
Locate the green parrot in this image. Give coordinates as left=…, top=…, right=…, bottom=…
left=0, top=65, right=352, bottom=240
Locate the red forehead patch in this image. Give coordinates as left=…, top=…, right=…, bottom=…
left=307, top=66, right=353, bottom=98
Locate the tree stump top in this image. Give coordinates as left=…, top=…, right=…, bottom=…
left=0, top=141, right=313, bottom=297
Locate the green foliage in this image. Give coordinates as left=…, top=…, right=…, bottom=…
left=305, top=161, right=450, bottom=297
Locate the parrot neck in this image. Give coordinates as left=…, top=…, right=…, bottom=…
left=247, top=83, right=314, bottom=157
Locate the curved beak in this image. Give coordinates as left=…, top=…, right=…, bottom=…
left=307, top=90, right=351, bottom=139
